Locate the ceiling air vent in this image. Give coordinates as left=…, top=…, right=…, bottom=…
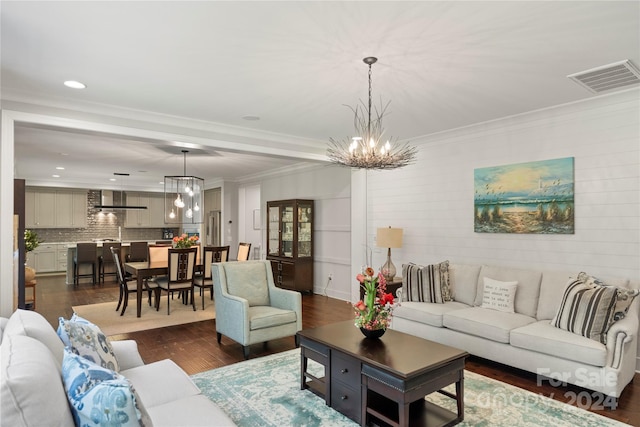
left=568, top=60, right=640, bottom=93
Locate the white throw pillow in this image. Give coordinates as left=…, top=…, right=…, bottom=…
left=481, top=277, right=518, bottom=313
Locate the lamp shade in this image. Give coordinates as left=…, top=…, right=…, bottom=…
left=376, top=227, right=403, bottom=249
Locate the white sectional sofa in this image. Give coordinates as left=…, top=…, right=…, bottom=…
left=0, top=309, right=236, bottom=426
left=390, top=263, right=639, bottom=405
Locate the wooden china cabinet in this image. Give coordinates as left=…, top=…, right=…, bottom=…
left=266, top=199, right=313, bottom=293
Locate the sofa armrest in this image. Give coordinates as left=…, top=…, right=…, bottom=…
left=605, top=311, right=638, bottom=369
left=269, top=286, right=302, bottom=329
left=111, top=339, right=145, bottom=371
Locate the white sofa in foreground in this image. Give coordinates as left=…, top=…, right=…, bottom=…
left=0, top=309, right=236, bottom=427
left=391, top=263, right=639, bottom=405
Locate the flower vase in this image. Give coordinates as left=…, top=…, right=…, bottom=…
left=360, top=327, right=385, bottom=339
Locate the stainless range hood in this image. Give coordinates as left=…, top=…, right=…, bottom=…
left=94, top=190, right=147, bottom=211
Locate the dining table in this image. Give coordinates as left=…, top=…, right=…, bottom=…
left=123, top=260, right=204, bottom=317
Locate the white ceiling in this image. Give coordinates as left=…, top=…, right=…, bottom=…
left=2, top=1, right=639, bottom=190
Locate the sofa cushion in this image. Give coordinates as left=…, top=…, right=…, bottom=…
left=67, top=319, right=120, bottom=371
left=4, top=309, right=65, bottom=366
left=481, top=277, right=517, bottom=313
left=248, top=306, right=297, bottom=330
left=443, top=307, right=536, bottom=343
left=552, top=277, right=617, bottom=344
left=392, top=301, right=469, bottom=327
left=474, top=266, right=542, bottom=318
left=122, top=359, right=201, bottom=409
left=145, top=395, right=236, bottom=426
left=0, top=334, right=75, bottom=427
left=448, top=264, right=481, bottom=306
left=537, top=270, right=576, bottom=320
left=511, top=320, right=607, bottom=367
left=61, top=349, right=143, bottom=427
left=401, top=261, right=450, bottom=303
left=224, top=262, right=270, bottom=306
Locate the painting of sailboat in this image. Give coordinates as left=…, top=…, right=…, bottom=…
left=474, top=157, right=574, bottom=234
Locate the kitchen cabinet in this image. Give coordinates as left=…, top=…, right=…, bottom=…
left=266, top=199, right=313, bottom=293
left=125, top=192, right=165, bottom=228
left=26, top=243, right=58, bottom=273
left=25, top=189, right=56, bottom=228
left=55, top=191, right=87, bottom=228
left=25, top=189, right=87, bottom=228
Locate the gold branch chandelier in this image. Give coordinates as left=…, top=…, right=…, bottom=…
left=327, top=57, right=416, bottom=170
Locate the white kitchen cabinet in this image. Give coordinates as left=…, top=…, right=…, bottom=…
left=148, top=195, right=166, bottom=227
left=27, top=243, right=58, bottom=273
left=25, top=189, right=56, bottom=228
left=55, top=191, right=87, bottom=228
left=125, top=192, right=165, bottom=228
left=25, top=188, right=87, bottom=229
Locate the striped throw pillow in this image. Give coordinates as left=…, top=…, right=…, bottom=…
left=401, top=261, right=450, bottom=303
left=552, top=277, right=618, bottom=344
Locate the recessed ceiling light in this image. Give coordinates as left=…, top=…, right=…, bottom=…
left=109, top=178, right=117, bottom=182
left=242, top=115, right=260, bottom=121
left=56, top=166, right=65, bottom=170
left=52, top=174, right=60, bottom=178
left=59, top=152, right=69, bottom=156
left=159, top=182, right=164, bottom=185
left=64, top=80, right=86, bottom=89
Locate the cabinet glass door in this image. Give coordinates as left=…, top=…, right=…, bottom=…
left=268, top=206, right=280, bottom=255
left=297, top=204, right=312, bottom=257
left=281, top=205, right=294, bottom=258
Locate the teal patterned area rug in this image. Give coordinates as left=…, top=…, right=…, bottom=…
left=191, top=349, right=629, bottom=427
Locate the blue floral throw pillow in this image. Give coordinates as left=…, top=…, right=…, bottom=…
left=62, top=349, right=143, bottom=427
left=57, top=313, right=92, bottom=347
left=66, top=319, right=120, bottom=371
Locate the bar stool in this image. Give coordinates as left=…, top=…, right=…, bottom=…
left=99, top=242, right=121, bottom=283
left=25, top=279, right=37, bottom=310
left=126, top=241, right=148, bottom=262
left=74, top=242, right=97, bottom=287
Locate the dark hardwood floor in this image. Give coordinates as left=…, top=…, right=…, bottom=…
left=34, top=273, right=639, bottom=425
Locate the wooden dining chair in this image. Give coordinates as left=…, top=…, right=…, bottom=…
left=111, top=247, right=158, bottom=315
left=155, top=247, right=198, bottom=314
left=194, top=245, right=229, bottom=309
left=236, top=242, right=252, bottom=261
left=148, top=244, right=170, bottom=265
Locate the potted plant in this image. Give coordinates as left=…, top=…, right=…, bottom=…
left=24, top=229, right=42, bottom=282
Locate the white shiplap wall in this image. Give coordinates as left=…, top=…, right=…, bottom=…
left=362, top=89, right=639, bottom=279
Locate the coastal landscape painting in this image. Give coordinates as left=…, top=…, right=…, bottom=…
left=474, top=157, right=574, bottom=234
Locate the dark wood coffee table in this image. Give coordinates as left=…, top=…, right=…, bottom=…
left=297, top=320, right=468, bottom=427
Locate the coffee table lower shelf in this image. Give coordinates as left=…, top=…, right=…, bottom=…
left=366, top=390, right=461, bottom=427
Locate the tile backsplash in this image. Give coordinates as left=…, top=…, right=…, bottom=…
left=29, top=190, right=178, bottom=243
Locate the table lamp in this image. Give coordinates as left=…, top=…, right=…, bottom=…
left=376, top=227, right=403, bottom=282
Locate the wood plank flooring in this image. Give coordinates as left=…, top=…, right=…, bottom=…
left=34, top=273, right=638, bottom=425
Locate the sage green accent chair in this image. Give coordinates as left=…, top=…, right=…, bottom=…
left=212, top=260, right=302, bottom=359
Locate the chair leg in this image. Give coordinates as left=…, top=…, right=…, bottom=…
left=116, top=286, right=124, bottom=312
left=295, top=334, right=300, bottom=348
left=192, top=289, right=196, bottom=311
left=216, top=332, right=222, bottom=344
left=120, top=292, right=128, bottom=316
left=201, top=289, right=205, bottom=310
left=242, top=346, right=250, bottom=359
left=167, top=288, right=171, bottom=315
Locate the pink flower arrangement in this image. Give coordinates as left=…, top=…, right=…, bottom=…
left=172, top=234, right=199, bottom=249
left=353, top=267, right=395, bottom=331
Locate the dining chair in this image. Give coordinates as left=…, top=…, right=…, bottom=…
left=155, top=247, right=198, bottom=314
left=148, top=244, right=170, bottom=265
left=126, top=241, right=148, bottom=262
left=236, top=242, right=252, bottom=261
left=74, top=242, right=98, bottom=287
left=99, top=242, right=121, bottom=283
left=194, top=245, right=229, bottom=309
left=111, top=247, right=159, bottom=315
